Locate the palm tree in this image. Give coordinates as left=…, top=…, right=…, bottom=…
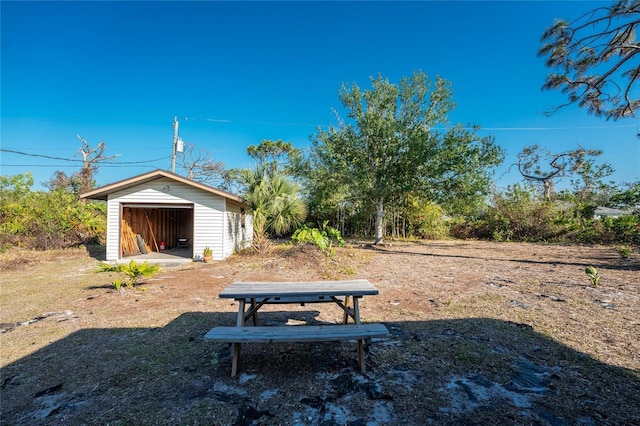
left=240, top=166, right=307, bottom=252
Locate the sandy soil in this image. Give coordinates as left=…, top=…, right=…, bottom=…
left=1, top=240, right=638, bottom=425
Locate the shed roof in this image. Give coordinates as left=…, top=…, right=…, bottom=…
left=80, top=169, right=248, bottom=207
left=594, top=206, right=632, bottom=216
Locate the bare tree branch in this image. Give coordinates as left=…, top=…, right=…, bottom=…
left=176, top=142, right=226, bottom=186
left=516, top=145, right=603, bottom=199
left=76, top=135, right=118, bottom=193
left=539, top=0, right=640, bottom=120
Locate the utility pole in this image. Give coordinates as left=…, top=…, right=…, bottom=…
left=171, top=116, right=179, bottom=173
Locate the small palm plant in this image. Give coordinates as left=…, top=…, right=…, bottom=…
left=585, top=266, right=600, bottom=287
left=98, top=260, right=161, bottom=289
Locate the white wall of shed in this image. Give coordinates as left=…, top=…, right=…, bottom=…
left=245, top=212, right=253, bottom=250
left=105, top=199, right=121, bottom=261
left=223, top=205, right=253, bottom=258
left=105, top=178, right=227, bottom=261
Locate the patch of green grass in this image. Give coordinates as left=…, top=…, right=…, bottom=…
left=617, top=245, right=632, bottom=259
left=339, top=265, right=356, bottom=275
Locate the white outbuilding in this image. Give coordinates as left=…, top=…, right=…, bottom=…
left=593, top=206, right=633, bottom=219
left=81, top=169, right=252, bottom=261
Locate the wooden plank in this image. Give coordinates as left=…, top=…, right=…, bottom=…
left=204, top=324, right=389, bottom=343
left=220, top=280, right=378, bottom=299
left=240, top=295, right=346, bottom=304
left=241, top=296, right=354, bottom=326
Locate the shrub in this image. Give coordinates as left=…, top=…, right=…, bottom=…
left=576, top=215, right=640, bottom=245
left=406, top=198, right=450, bottom=239
left=97, top=260, right=161, bottom=289
left=291, top=221, right=344, bottom=255
left=479, top=185, right=567, bottom=242
left=607, top=215, right=640, bottom=245
left=448, top=219, right=478, bottom=239
left=0, top=174, right=106, bottom=250
left=617, top=246, right=632, bottom=259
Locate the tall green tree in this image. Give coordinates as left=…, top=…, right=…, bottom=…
left=247, top=139, right=302, bottom=177
left=300, top=71, right=504, bottom=244
left=221, top=141, right=302, bottom=195
left=538, top=0, right=640, bottom=120
left=239, top=166, right=306, bottom=252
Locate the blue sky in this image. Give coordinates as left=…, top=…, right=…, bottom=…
left=1, top=1, right=638, bottom=192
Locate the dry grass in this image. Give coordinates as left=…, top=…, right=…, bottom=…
left=1, top=241, right=639, bottom=425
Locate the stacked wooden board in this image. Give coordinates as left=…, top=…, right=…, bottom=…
left=121, top=220, right=141, bottom=256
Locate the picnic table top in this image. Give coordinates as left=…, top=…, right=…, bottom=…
left=219, top=279, right=379, bottom=299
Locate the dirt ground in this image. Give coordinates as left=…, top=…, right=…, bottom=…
left=1, top=240, right=639, bottom=425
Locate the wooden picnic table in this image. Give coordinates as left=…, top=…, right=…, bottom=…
left=206, top=279, right=388, bottom=376
left=220, top=279, right=379, bottom=326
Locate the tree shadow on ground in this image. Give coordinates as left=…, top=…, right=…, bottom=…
left=1, top=313, right=638, bottom=425
left=83, top=244, right=106, bottom=262
left=369, top=244, right=640, bottom=272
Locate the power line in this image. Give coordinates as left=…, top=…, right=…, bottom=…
left=1, top=149, right=79, bottom=162
left=1, top=149, right=170, bottom=165
left=1, top=164, right=163, bottom=168
left=183, top=115, right=638, bottom=131
left=477, top=125, right=639, bottom=131
left=102, top=156, right=171, bottom=165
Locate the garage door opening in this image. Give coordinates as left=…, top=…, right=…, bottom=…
left=120, top=204, right=194, bottom=259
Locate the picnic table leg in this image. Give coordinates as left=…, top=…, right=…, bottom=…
left=232, top=299, right=246, bottom=377
left=231, top=343, right=241, bottom=377
left=357, top=338, right=366, bottom=374
left=343, top=296, right=352, bottom=324
left=237, top=299, right=246, bottom=326
left=251, top=298, right=259, bottom=325
left=352, top=296, right=366, bottom=373
left=353, top=297, right=361, bottom=325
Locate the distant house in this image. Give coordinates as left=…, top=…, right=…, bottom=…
left=593, top=206, right=633, bottom=219
left=80, top=169, right=252, bottom=261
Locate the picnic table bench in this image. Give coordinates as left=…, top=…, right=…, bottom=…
left=205, top=280, right=388, bottom=377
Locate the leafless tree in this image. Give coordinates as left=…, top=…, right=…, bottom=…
left=177, top=142, right=226, bottom=186
left=516, top=145, right=603, bottom=199
left=76, top=135, right=119, bottom=193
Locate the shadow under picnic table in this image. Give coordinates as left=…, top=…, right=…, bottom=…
left=1, top=313, right=638, bottom=425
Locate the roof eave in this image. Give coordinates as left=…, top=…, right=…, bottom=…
left=80, top=169, right=248, bottom=207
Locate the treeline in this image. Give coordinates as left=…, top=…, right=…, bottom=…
left=2, top=72, right=638, bottom=252
left=464, top=184, right=640, bottom=245
left=1, top=172, right=638, bottom=253
left=301, top=183, right=639, bottom=246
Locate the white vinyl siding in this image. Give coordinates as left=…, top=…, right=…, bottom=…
left=224, top=205, right=253, bottom=258
left=105, top=201, right=122, bottom=261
